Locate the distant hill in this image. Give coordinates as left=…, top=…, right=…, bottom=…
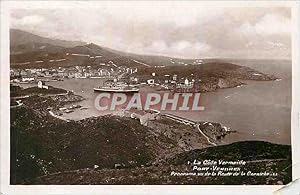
left=10, top=42, right=65, bottom=55
left=102, top=46, right=203, bottom=66
left=10, top=29, right=86, bottom=49
left=10, top=42, right=150, bottom=69
left=10, top=29, right=207, bottom=69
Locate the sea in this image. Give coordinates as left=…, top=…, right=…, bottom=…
left=17, top=59, right=292, bottom=145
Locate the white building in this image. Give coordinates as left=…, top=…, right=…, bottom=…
left=22, top=77, right=35, bottom=82
left=37, top=81, right=49, bottom=89
left=184, top=78, right=189, bottom=86
left=173, top=74, right=177, bottom=81
left=147, top=79, right=155, bottom=85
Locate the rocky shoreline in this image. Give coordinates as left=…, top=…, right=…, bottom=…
left=10, top=85, right=84, bottom=113
left=136, top=62, right=278, bottom=93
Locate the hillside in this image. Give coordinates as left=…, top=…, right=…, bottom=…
left=10, top=83, right=290, bottom=185
left=11, top=103, right=291, bottom=185
left=10, top=104, right=209, bottom=184
left=29, top=141, right=292, bottom=185
left=10, top=29, right=86, bottom=49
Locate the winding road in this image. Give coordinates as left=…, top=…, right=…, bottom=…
left=196, top=123, right=217, bottom=146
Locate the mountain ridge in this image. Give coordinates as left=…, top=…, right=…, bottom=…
left=10, top=29, right=205, bottom=68
left=10, top=29, right=87, bottom=48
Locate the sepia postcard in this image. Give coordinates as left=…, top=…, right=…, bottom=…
left=1, top=1, right=300, bottom=194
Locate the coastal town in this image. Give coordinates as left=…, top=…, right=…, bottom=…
left=10, top=64, right=138, bottom=82
left=10, top=63, right=201, bottom=94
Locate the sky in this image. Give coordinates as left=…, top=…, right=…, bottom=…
left=10, top=2, right=292, bottom=59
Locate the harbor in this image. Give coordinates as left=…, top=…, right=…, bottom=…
left=15, top=58, right=291, bottom=145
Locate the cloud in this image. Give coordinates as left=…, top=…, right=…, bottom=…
left=11, top=15, right=44, bottom=27
left=146, top=40, right=168, bottom=53
left=239, top=14, right=291, bottom=35
left=171, top=41, right=191, bottom=51
left=142, top=40, right=211, bottom=58
left=9, top=5, right=291, bottom=59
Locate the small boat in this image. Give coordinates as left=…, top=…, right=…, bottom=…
left=65, top=109, right=74, bottom=113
